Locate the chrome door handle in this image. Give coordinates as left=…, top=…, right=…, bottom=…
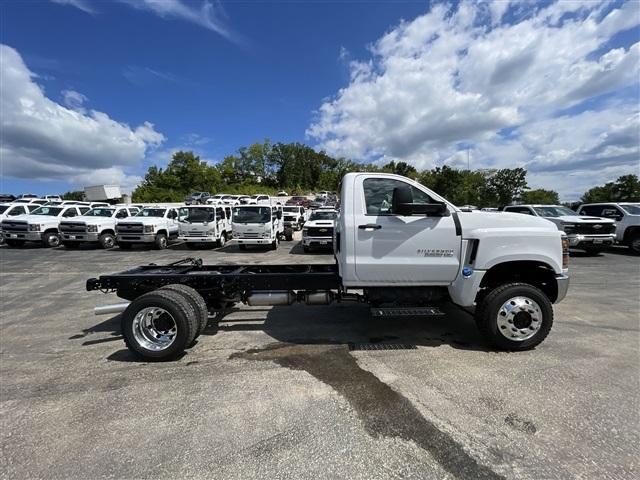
left=358, top=224, right=382, bottom=230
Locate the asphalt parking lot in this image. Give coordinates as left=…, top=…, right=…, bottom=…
left=1, top=237, right=638, bottom=479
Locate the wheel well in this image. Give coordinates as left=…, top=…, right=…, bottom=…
left=156, top=229, right=168, bottom=236
left=43, top=228, right=59, bottom=235
left=478, top=261, right=558, bottom=302
left=623, top=226, right=640, bottom=243
left=100, top=229, right=115, bottom=236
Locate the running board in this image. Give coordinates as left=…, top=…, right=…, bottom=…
left=370, top=307, right=445, bottom=318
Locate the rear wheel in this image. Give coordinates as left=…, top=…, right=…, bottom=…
left=99, top=232, right=116, bottom=249
left=216, top=232, right=226, bottom=248
left=42, top=231, right=61, bottom=248
left=159, top=284, right=209, bottom=338
left=475, top=283, right=553, bottom=351
left=121, top=289, right=198, bottom=361
left=154, top=233, right=168, bottom=250
left=630, top=234, right=640, bottom=255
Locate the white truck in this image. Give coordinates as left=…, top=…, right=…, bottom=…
left=178, top=205, right=231, bottom=249
left=0, top=203, right=42, bottom=244
left=1, top=205, right=87, bottom=247
left=503, top=204, right=616, bottom=255
left=282, top=205, right=306, bottom=232
left=59, top=205, right=140, bottom=249
left=232, top=204, right=285, bottom=250
left=87, top=172, right=570, bottom=361
left=577, top=203, right=640, bottom=254
left=115, top=206, right=181, bottom=250
left=302, top=208, right=337, bottom=252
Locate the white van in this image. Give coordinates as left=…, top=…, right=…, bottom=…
left=178, top=205, right=230, bottom=249
left=232, top=205, right=284, bottom=250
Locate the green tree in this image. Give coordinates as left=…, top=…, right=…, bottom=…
left=382, top=161, right=418, bottom=178
left=61, top=190, right=84, bottom=201
left=483, top=168, right=528, bottom=207
left=581, top=174, right=640, bottom=203
left=521, top=188, right=560, bottom=205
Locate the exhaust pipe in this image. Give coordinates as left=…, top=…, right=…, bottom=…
left=94, top=302, right=129, bottom=316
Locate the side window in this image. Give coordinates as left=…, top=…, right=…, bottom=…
left=128, top=208, right=139, bottom=216
left=225, top=207, right=231, bottom=219
left=116, top=209, right=128, bottom=219
left=506, top=207, right=532, bottom=215
left=79, top=207, right=90, bottom=214
left=167, top=209, right=176, bottom=219
left=362, top=178, right=433, bottom=215
left=580, top=205, right=604, bottom=216
left=8, top=206, right=25, bottom=216
left=601, top=207, right=623, bottom=220
left=63, top=208, right=77, bottom=217
left=216, top=207, right=223, bottom=220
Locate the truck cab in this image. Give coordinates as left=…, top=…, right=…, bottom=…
left=577, top=203, right=640, bottom=254
left=116, top=206, right=181, bottom=250
left=302, top=208, right=337, bottom=252
left=1, top=205, right=84, bottom=247
left=0, top=203, right=39, bottom=244
left=282, top=205, right=306, bottom=231
left=178, top=205, right=230, bottom=248
left=503, top=204, right=616, bottom=255
left=232, top=204, right=284, bottom=250
left=59, top=206, right=140, bottom=249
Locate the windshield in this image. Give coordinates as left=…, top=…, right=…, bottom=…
left=313, top=197, right=325, bottom=202
left=189, top=192, right=201, bottom=197
left=85, top=208, right=115, bottom=217
left=179, top=207, right=215, bottom=223
left=309, top=211, right=337, bottom=221
left=137, top=208, right=166, bottom=217
left=532, top=206, right=576, bottom=217
left=31, top=207, right=63, bottom=216
left=620, top=204, right=640, bottom=215
left=283, top=207, right=299, bottom=213
left=0, top=206, right=8, bottom=214
left=233, top=206, right=271, bottom=223
left=222, top=195, right=235, bottom=200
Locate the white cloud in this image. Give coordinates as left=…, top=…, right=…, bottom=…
left=50, top=0, right=96, bottom=14
left=0, top=44, right=165, bottom=193
left=308, top=1, right=640, bottom=199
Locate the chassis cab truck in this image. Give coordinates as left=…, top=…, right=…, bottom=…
left=116, top=206, right=181, bottom=250
left=232, top=205, right=284, bottom=250
left=178, top=205, right=230, bottom=248
left=87, top=173, right=570, bottom=361
left=59, top=206, right=140, bottom=249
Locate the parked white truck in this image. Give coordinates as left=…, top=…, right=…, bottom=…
left=503, top=204, right=616, bottom=255
left=577, top=203, right=640, bottom=254
left=178, top=205, right=231, bottom=248
left=232, top=204, right=285, bottom=250
left=88, top=172, right=570, bottom=361
left=59, top=206, right=140, bottom=249
left=302, top=208, right=337, bottom=252
left=1, top=205, right=87, bottom=247
left=115, top=206, right=181, bottom=250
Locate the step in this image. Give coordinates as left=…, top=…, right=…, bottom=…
left=370, top=306, right=445, bottom=318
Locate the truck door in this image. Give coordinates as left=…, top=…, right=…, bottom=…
left=353, top=175, right=462, bottom=284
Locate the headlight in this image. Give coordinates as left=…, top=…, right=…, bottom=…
left=302, top=228, right=308, bottom=236
left=87, top=225, right=98, bottom=232
left=562, top=223, right=576, bottom=232
left=261, top=232, right=269, bottom=238
left=28, top=224, right=41, bottom=232
left=144, top=225, right=154, bottom=233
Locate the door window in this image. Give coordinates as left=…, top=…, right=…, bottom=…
left=579, top=205, right=606, bottom=216
left=363, top=178, right=433, bottom=215
left=79, top=207, right=90, bottom=214
left=505, top=206, right=533, bottom=215
left=8, top=206, right=25, bottom=216
left=115, top=209, right=128, bottom=219
left=63, top=208, right=78, bottom=217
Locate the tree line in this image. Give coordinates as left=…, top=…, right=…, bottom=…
left=71, top=139, right=634, bottom=207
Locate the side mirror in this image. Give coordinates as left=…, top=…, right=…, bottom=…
left=391, top=186, right=447, bottom=217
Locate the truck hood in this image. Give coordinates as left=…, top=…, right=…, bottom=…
left=64, top=216, right=116, bottom=226
left=304, top=219, right=335, bottom=228
left=459, top=211, right=557, bottom=231
left=552, top=215, right=615, bottom=224
left=2, top=214, right=60, bottom=225
left=118, top=217, right=165, bottom=225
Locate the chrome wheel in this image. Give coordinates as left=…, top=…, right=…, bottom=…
left=496, top=296, right=542, bottom=341
left=219, top=233, right=226, bottom=247
left=101, top=235, right=115, bottom=249
left=132, top=307, right=177, bottom=351
left=46, top=233, right=60, bottom=247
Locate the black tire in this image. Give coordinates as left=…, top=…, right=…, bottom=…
left=285, top=229, right=293, bottom=241
left=121, top=289, right=198, bottom=361
left=239, top=244, right=247, bottom=250
left=475, top=282, right=553, bottom=351
left=216, top=232, right=226, bottom=248
left=42, top=231, right=61, bottom=248
left=271, top=238, right=278, bottom=250
left=159, top=284, right=209, bottom=338
left=154, top=233, right=168, bottom=250
left=119, top=242, right=132, bottom=250
left=629, top=234, right=640, bottom=255
left=5, top=239, right=24, bottom=248
left=583, top=247, right=604, bottom=256
left=303, top=246, right=310, bottom=253
left=99, top=232, right=116, bottom=249
left=62, top=241, right=80, bottom=248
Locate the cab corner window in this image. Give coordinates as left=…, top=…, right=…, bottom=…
left=363, top=178, right=432, bottom=215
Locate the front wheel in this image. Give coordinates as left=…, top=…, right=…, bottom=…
left=154, top=233, right=168, bottom=250
left=270, top=238, right=278, bottom=250
left=216, top=232, right=226, bottom=248
left=629, top=234, right=640, bottom=255
left=99, top=232, right=116, bottom=249
left=475, top=283, right=553, bottom=351
left=42, top=231, right=61, bottom=248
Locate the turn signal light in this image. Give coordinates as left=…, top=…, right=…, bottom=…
left=561, top=236, right=570, bottom=269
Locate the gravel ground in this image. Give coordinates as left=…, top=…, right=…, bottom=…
left=1, top=236, right=638, bottom=479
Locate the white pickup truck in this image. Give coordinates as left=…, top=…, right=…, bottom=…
left=503, top=204, right=616, bottom=254
left=2, top=205, right=88, bottom=247
left=577, top=202, right=640, bottom=254
left=88, top=172, right=569, bottom=361
left=232, top=205, right=285, bottom=250
left=115, top=206, right=181, bottom=250
left=59, top=205, right=140, bottom=249
left=178, top=205, right=231, bottom=248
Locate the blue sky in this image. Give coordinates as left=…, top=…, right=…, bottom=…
left=1, top=1, right=639, bottom=200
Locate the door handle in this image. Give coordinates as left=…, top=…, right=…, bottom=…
left=358, top=224, right=382, bottom=230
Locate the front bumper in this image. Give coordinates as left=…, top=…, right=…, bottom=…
left=567, top=234, right=615, bottom=248
left=283, top=221, right=300, bottom=230
left=302, top=236, right=333, bottom=247
left=236, top=237, right=274, bottom=245
left=61, top=232, right=99, bottom=242
left=555, top=273, right=570, bottom=303
left=179, top=235, right=217, bottom=243
left=116, top=233, right=156, bottom=243
left=3, top=231, right=43, bottom=241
